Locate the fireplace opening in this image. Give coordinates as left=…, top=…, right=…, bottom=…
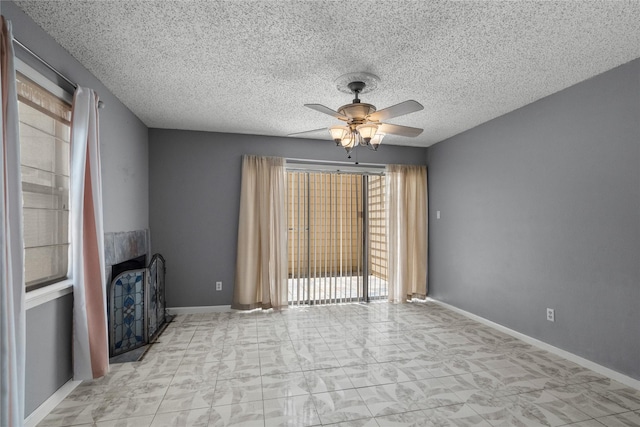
left=111, top=254, right=146, bottom=281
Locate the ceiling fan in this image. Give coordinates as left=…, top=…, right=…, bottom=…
left=290, top=72, right=424, bottom=156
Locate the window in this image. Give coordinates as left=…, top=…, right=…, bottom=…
left=16, top=71, right=72, bottom=290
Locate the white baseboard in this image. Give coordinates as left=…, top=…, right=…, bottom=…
left=428, top=298, right=640, bottom=391
left=166, top=305, right=233, bottom=315
left=24, top=379, right=82, bottom=427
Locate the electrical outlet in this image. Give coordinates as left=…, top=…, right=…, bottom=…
left=216, top=281, right=222, bottom=291
left=546, top=308, right=555, bottom=322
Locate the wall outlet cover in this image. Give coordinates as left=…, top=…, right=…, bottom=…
left=546, top=308, right=555, bottom=322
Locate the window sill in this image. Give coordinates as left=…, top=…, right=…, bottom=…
left=26, top=279, right=73, bottom=310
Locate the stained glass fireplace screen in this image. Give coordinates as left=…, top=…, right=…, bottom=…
left=110, top=268, right=146, bottom=356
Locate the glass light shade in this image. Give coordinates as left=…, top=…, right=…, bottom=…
left=328, top=126, right=348, bottom=146
left=368, top=133, right=385, bottom=151
left=340, top=132, right=356, bottom=153
left=356, top=124, right=378, bottom=143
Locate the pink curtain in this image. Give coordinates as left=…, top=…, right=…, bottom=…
left=1, top=16, right=26, bottom=425
left=70, top=87, right=108, bottom=379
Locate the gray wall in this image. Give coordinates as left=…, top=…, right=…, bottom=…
left=3, top=1, right=150, bottom=417
left=427, top=58, right=640, bottom=380
left=25, top=295, right=73, bottom=415
left=149, top=130, right=427, bottom=307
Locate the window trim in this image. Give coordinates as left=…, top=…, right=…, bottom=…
left=25, top=279, right=73, bottom=310
left=15, top=58, right=73, bottom=103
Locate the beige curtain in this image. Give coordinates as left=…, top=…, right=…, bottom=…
left=386, top=164, right=428, bottom=302
left=233, top=155, right=287, bottom=310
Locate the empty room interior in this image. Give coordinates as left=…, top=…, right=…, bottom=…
left=2, top=1, right=640, bottom=426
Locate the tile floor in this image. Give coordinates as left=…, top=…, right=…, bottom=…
left=38, top=301, right=640, bottom=427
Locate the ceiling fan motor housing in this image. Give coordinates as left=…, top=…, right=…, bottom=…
left=338, top=103, right=376, bottom=123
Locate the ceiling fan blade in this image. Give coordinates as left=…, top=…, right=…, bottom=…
left=378, top=123, right=423, bottom=137
left=304, top=104, right=348, bottom=120
left=368, top=100, right=424, bottom=122
left=288, top=127, right=329, bottom=138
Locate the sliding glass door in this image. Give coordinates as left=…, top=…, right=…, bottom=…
left=287, top=171, right=388, bottom=305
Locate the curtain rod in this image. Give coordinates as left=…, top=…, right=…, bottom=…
left=13, top=38, right=77, bottom=89
left=285, top=157, right=386, bottom=168
left=13, top=38, right=105, bottom=108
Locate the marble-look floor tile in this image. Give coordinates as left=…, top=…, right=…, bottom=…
left=208, top=401, right=265, bottom=427
left=263, top=394, right=321, bottom=427
left=500, top=390, right=591, bottom=426
left=92, top=396, right=164, bottom=423
left=410, top=378, right=464, bottom=409
left=332, top=347, right=378, bottom=367
left=212, top=376, right=263, bottom=406
left=110, top=377, right=171, bottom=400
left=357, top=381, right=426, bottom=416
left=261, top=352, right=303, bottom=375
left=595, top=410, right=640, bottom=426
left=344, top=363, right=401, bottom=388
left=458, top=391, right=513, bottom=423
left=170, top=361, right=217, bottom=386
left=262, top=372, right=310, bottom=399
left=420, top=358, right=482, bottom=378
left=313, top=389, right=372, bottom=425
left=149, top=407, right=211, bottom=427
left=468, top=354, right=520, bottom=371
left=324, top=417, right=380, bottom=427
left=94, top=415, right=155, bottom=427
left=216, top=357, right=261, bottom=380
left=557, top=421, right=605, bottom=427
left=157, top=384, right=215, bottom=413
left=259, top=346, right=298, bottom=361
left=374, top=410, right=430, bottom=427
left=370, top=344, right=409, bottom=363
left=303, top=367, right=354, bottom=393
left=37, top=402, right=100, bottom=427
left=440, top=370, right=537, bottom=399
left=387, top=359, right=433, bottom=381
left=547, top=384, right=631, bottom=418
left=297, top=349, right=342, bottom=371
left=138, top=353, right=184, bottom=373
left=588, top=379, right=640, bottom=411
left=422, top=404, right=491, bottom=427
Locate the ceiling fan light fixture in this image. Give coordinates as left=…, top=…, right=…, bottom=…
left=356, top=123, right=378, bottom=143
left=340, top=132, right=357, bottom=153
left=329, top=126, right=349, bottom=146
left=368, top=133, right=385, bottom=151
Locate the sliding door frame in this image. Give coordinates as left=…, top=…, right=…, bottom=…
left=286, top=162, right=386, bottom=305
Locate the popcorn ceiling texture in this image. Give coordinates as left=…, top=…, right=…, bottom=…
left=13, top=1, right=640, bottom=147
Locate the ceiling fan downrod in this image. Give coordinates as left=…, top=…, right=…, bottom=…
left=347, top=81, right=366, bottom=104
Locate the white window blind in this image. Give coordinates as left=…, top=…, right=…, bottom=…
left=17, top=72, right=71, bottom=290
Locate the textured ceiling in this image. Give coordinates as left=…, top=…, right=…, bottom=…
left=14, top=1, right=640, bottom=147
